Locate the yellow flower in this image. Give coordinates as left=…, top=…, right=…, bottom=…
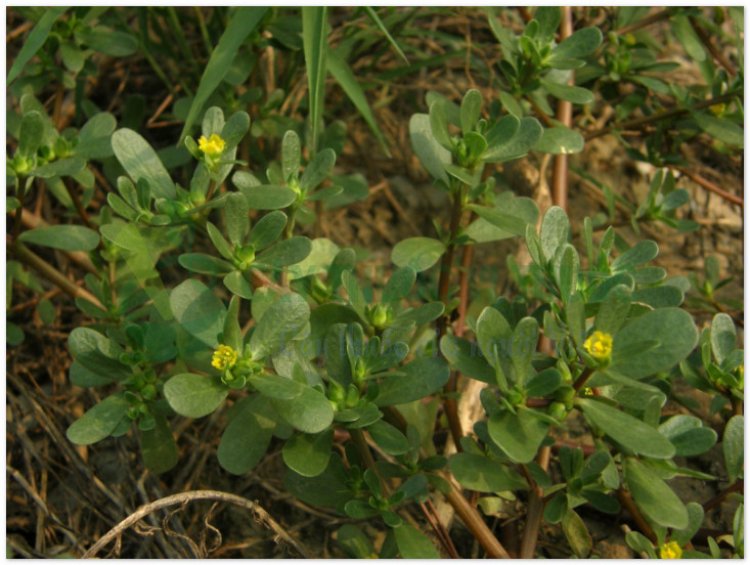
left=198, top=133, right=226, bottom=158
left=211, top=345, right=238, bottom=371
left=659, top=541, right=682, bottom=559
left=709, top=103, right=726, bottom=117
left=583, top=330, right=613, bottom=362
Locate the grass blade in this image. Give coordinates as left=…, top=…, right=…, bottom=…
left=302, top=6, right=328, bottom=155
left=327, top=48, right=391, bottom=156
left=8, top=7, right=68, bottom=85
left=179, top=6, right=267, bottom=143
left=364, top=7, right=409, bottom=65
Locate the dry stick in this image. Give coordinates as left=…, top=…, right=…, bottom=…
left=82, top=490, right=311, bottom=559
left=702, top=480, right=744, bottom=513
left=673, top=166, right=744, bottom=208
left=689, top=15, right=737, bottom=77
left=617, top=488, right=657, bottom=543
left=616, top=8, right=672, bottom=36
left=10, top=240, right=104, bottom=309
left=442, top=474, right=511, bottom=559
left=585, top=92, right=738, bottom=141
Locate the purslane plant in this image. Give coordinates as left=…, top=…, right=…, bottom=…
left=43, top=87, right=740, bottom=557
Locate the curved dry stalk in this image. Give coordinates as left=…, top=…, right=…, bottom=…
left=82, top=489, right=311, bottom=559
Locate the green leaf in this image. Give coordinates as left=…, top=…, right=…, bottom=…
left=466, top=193, right=538, bottom=243
left=673, top=15, right=706, bottom=62
left=483, top=117, right=543, bottom=162
left=409, top=113, right=451, bottom=184
left=287, top=237, right=340, bottom=281
left=327, top=48, right=390, bottom=155
left=178, top=253, right=233, bottom=276
left=163, top=373, right=228, bottom=418
left=540, top=79, right=594, bottom=105
left=562, top=509, right=592, bottom=558
left=460, top=89, right=483, bottom=134
left=237, top=183, right=298, bottom=210
left=256, top=236, right=312, bottom=268
left=488, top=408, right=549, bottom=463
left=367, top=420, right=410, bottom=455
left=19, top=225, right=99, bottom=252
left=624, top=457, right=688, bottom=529
left=300, top=148, right=336, bottom=191
left=723, top=415, right=744, bottom=482
left=577, top=398, right=675, bottom=459
left=207, top=222, right=235, bottom=260
left=449, top=452, right=526, bottom=492
left=533, top=126, right=584, bottom=155
left=391, top=237, right=446, bottom=273
left=550, top=27, right=602, bottom=60
left=31, top=157, right=86, bottom=179
left=223, top=271, right=254, bottom=299
left=595, top=285, right=632, bottom=335
left=249, top=292, right=310, bottom=360
left=218, top=395, right=275, bottom=475
left=139, top=412, right=179, bottom=474
left=302, top=6, right=328, bottom=154
left=223, top=192, right=249, bottom=246
left=556, top=244, right=579, bottom=302
left=476, top=305, right=512, bottom=379
left=336, top=524, right=375, bottom=559
left=658, top=415, right=717, bottom=457
left=394, top=524, right=440, bottom=559
left=248, top=210, right=287, bottom=250
left=76, top=26, right=138, bottom=56
left=170, top=279, right=226, bottom=347
left=284, top=454, right=353, bottom=511
left=281, top=130, right=301, bottom=181
left=68, top=327, right=131, bottom=380
left=383, top=267, right=416, bottom=303
left=17, top=111, right=45, bottom=157
left=692, top=111, right=743, bottom=148
left=179, top=7, right=268, bottom=142
left=282, top=429, right=333, bottom=477
left=66, top=394, right=129, bottom=445
left=468, top=201, right=537, bottom=238
left=272, top=385, right=334, bottom=433
left=612, top=240, right=658, bottom=272
left=7, top=7, right=68, bottom=85
left=440, top=335, right=495, bottom=383
left=76, top=112, right=116, bottom=159
left=711, top=313, right=737, bottom=365
left=111, top=129, right=175, bottom=199
left=375, top=357, right=450, bottom=407
left=611, top=308, right=698, bottom=379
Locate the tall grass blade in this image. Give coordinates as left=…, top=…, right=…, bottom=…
left=302, top=7, right=328, bottom=155
left=328, top=49, right=391, bottom=156
left=179, top=6, right=267, bottom=143
left=8, top=7, right=68, bottom=85
left=364, top=7, right=410, bottom=65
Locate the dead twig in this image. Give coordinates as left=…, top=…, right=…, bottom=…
left=83, top=490, right=311, bottom=559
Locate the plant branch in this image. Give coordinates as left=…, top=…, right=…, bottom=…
left=702, top=479, right=743, bottom=512
left=441, top=473, right=511, bottom=558
left=616, top=8, right=671, bottom=36
left=551, top=6, right=573, bottom=211
left=437, top=187, right=467, bottom=450
left=673, top=166, right=743, bottom=208
left=519, top=446, right=551, bottom=558
left=82, top=489, right=311, bottom=558
left=10, top=240, right=104, bottom=309
left=585, top=92, right=738, bottom=141
left=617, top=487, right=656, bottom=543
left=689, top=15, right=737, bottom=77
